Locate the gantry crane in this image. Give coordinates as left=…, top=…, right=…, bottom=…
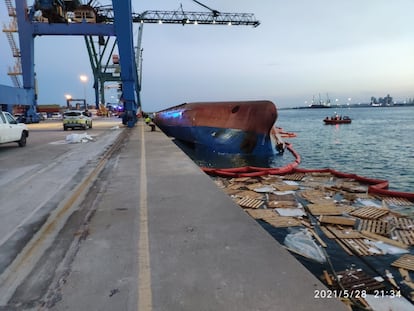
left=85, top=2, right=260, bottom=110
left=2, top=0, right=260, bottom=127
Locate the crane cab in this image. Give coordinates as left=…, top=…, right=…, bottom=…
left=73, top=5, right=96, bottom=23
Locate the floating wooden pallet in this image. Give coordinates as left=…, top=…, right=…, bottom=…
left=282, top=173, right=305, bottom=181
left=226, top=182, right=246, bottom=190
left=340, top=238, right=383, bottom=256
left=268, top=193, right=296, bottom=201
left=381, top=196, right=413, bottom=206
left=223, top=188, right=243, bottom=196
left=231, top=177, right=252, bottom=183
left=323, top=226, right=363, bottom=239
left=335, top=181, right=367, bottom=193
left=337, top=204, right=356, bottom=214
left=264, top=216, right=302, bottom=228
left=319, top=215, right=356, bottom=226
left=234, top=190, right=263, bottom=200
left=246, top=182, right=265, bottom=190
left=391, top=254, right=414, bottom=271
left=307, top=203, right=342, bottom=215
left=236, top=197, right=263, bottom=209
left=272, top=183, right=299, bottom=191
left=357, top=219, right=390, bottom=236
left=349, top=206, right=389, bottom=219
left=299, top=190, right=328, bottom=202
left=260, top=175, right=283, bottom=183
left=309, top=172, right=333, bottom=178
left=245, top=208, right=278, bottom=220
left=268, top=200, right=298, bottom=208
left=390, top=230, right=414, bottom=246
left=326, top=269, right=385, bottom=292
left=390, top=217, right=414, bottom=230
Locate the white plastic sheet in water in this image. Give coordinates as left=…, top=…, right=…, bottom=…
left=284, top=229, right=326, bottom=263
left=66, top=133, right=94, bottom=143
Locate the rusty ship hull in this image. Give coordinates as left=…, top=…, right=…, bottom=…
left=154, top=100, right=278, bottom=155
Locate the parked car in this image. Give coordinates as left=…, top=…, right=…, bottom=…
left=51, top=112, right=63, bottom=120
left=0, top=111, right=29, bottom=147
left=63, top=110, right=93, bottom=131
left=14, top=113, right=27, bottom=124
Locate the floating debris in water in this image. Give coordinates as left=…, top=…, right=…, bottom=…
left=209, top=170, right=414, bottom=310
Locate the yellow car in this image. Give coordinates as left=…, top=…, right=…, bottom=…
left=63, top=110, right=93, bottom=131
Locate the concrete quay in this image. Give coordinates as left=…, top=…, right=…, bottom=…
left=1, top=121, right=347, bottom=310
left=50, top=122, right=346, bottom=311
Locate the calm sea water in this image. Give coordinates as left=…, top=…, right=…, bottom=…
left=177, top=106, right=413, bottom=193
left=277, top=106, right=413, bottom=193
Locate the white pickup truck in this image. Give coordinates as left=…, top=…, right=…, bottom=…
left=0, top=111, right=29, bottom=147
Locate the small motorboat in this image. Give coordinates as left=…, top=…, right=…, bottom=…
left=323, top=115, right=352, bottom=124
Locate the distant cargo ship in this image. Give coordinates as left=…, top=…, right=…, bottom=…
left=154, top=100, right=282, bottom=155
left=309, top=93, right=331, bottom=108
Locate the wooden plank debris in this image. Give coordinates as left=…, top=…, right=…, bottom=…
left=319, top=215, right=356, bottom=226
left=244, top=209, right=278, bottom=220
left=335, top=181, right=367, bottom=193
left=349, top=206, right=389, bottom=219
left=337, top=204, right=356, bottom=214
left=340, top=239, right=382, bottom=256
left=231, top=177, right=252, bottom=183
left=307, top=203, right=342, bottom=215
left=361, top=230, right=409, bottom=249
left=264, top=216, right=302, bottom=228
left=272, top=182, right=299, bottom=191
left=236, top=197, right=263, bottom=209
left=324, top=226, right=363, bottom=239
left=309, top=228, right=327, bottom=247
left=391, top=254, right=414, bottom=271
left=319, top=226, right=336, bottom=239
left=246, top=182, right=265, bottom=190
left=260, top=175, right=282, bottom=183
left=399, top=268, right=414, bottom=290
left=233, top=190, right=263, bottom=200
left=300, top=190, right=332, bottom=204
left=335, top=238, right=354, bottom=256
left=226, top=182, right=245, bottom=190
left=268, top=200, right=298, bottom=208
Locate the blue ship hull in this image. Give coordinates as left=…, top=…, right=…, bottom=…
left=160, top=125, right=275, bottom=155
left=154, top=100, right=278, bottom=155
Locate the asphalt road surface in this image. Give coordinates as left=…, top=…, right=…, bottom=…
left=0, top=117, right=125, bottom=308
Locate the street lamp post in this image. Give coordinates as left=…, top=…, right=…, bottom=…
left=65, top=94, right=72, bottom=108
left=80, top=75, right=88, bottom=110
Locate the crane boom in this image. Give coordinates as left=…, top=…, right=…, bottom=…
left=132, top=10, right=260, bottom=27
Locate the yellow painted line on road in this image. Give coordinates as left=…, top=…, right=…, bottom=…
left=138, top=123, right=153, bottom=311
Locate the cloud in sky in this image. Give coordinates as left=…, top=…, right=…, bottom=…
left=1, top=0, right=414, bottom=111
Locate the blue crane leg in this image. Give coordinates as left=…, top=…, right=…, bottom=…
left=15, top=1, right=36, bottom=102
left=112, top=1, right=139, bottom=127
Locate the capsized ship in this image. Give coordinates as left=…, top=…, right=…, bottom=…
left=154, top=100, right=283, bottom=155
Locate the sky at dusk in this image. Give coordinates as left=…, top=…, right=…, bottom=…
left=1, top=0, right=414, bottom=111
